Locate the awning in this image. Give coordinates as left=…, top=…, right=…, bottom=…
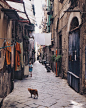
left=1, top=8, right=19, bottom=20
left=6, top=0, right=35, bottom=24
left=6, top=0, right=23, bottom=3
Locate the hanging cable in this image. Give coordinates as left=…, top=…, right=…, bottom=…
left=0, top=45, right=13, bottom=49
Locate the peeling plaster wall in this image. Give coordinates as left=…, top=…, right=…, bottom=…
left=0, top=1, right=13, bottom=98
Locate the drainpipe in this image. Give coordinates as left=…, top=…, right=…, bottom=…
left=56, top=48, right=58, bottom=77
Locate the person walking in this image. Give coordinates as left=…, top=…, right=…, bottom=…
left=29, top=61, right=33, bottom=77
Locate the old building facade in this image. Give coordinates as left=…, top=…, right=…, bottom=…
left=0, top=0, right=14, bottom=98
left=57, top=0, right=86, bottom=93
left=42, top=0, right=86, bottom=94
left=0, top=0, right=35, bottom=101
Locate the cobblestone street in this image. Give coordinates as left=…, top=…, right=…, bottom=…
left=2, top=61, right=86, bottom=108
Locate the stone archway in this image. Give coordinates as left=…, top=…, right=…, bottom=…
left=70, top=17, right=79, bottom=30
left=67, top=12, right=81, bottom=33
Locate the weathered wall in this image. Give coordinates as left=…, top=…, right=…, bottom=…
left=58, top=0, right=86, bottom=93
left=0, top=1, right=13, bottom=98
left=80, top=22, right=86, bottom=93
left=0, top=70, right=12, bottom=98
left=49, top=0, right=59, bottom=73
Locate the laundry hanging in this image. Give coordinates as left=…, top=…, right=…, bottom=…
left=34, top=33, right=51, bottom=46
left=29, top=38, right=34, bottom=49
left=0, top=38, right=14, bottom=69
left=15, top=42, right=21, bottom=71
left=20, top=42, right=24, bottom=68
left=45, top=33, right=51, bottom=46
left=5, top=42, right=11, bottom=65
left=11, top=45, right=14, bottom=68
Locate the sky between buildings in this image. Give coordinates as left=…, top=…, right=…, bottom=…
left=34, top=0, right=45, bottom=33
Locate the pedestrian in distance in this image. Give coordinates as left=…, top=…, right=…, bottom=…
left=29, top=61, right=33, bottom=77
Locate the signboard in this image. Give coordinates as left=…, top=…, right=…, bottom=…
left=6, top=0, right=23, bottom=3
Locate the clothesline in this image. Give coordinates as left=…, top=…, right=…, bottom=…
left=0, top=37, right=22, bottom=49
left=0, top=45, right=13, bottom=49
left=0, top=35, right=29, bottom=49
left=0, top=38, right=14, bottom=49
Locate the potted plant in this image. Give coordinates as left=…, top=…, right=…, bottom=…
left=55, top=55, right=62, bottom=75
left=51, top=55, right=56, bottom=62
left=55, top=55, right=62, bottom=62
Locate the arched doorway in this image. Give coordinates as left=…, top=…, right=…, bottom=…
left=68, top=17, right=80, bottom=92
left=68, top=17, right=80, bottom=76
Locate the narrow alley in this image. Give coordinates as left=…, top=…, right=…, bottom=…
left=2, top=61, right=86, bottom=108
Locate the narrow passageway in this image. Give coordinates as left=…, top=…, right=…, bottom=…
left=2, top=61, right=86, bottom=108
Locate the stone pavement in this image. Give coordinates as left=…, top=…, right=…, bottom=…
left=1, top=61, right=86, bottom=108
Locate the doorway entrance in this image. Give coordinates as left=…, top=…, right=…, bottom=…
left=68, top=30, right=80, bottom=76
left=67, top=17, right=80, bottom=92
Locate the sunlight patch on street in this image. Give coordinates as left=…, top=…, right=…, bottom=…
left=70, top=100, right=84, bottom=108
